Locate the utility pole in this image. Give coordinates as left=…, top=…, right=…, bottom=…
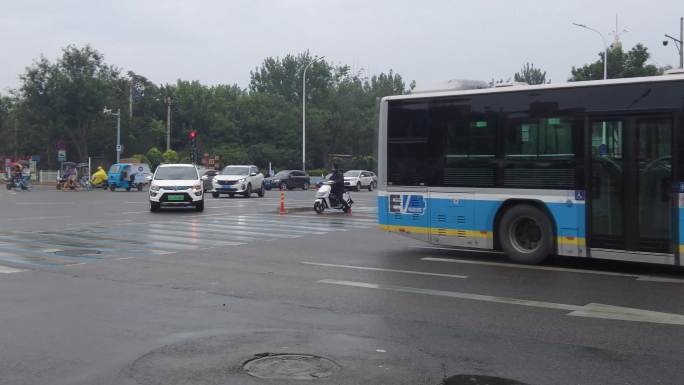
left=103, top=107, right=122, bottom=163
left=301, top=55, right=324, bottom=172
left=573, top=22, right=608, bottom=79
left=166, top=96, right=174, bottom=151
left=128, top=80, right=133, bottom=120
left=663, top=17, right=684, bottom=69
left=14, top=118, right=18, bottom=159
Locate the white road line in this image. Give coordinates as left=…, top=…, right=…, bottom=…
left=302, top=261, right=467, bottom=279
left=410, top=245, right=501, bottom=254
left=14, top=202, right=76, bottom=205
left=5, top=215, right=73, bottom=222
left=421, top=257, right=684, bottom=283
left=0, top=266, right=26, bottom=274
left=318, top=279, right=684, bottom=326
left=116, top=257, right=135, bottom=260
left=64, top=262, right=86, bottom=267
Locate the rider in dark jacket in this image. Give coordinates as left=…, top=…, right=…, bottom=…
left=329, top=164, right=347, bottom=207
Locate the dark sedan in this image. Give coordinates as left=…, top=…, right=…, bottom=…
left=264, top=170, right=311, bottom=190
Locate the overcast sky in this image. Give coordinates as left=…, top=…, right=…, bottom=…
left=1, top=0, right=682, bottom=93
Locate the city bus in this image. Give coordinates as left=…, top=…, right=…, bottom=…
left=377, top=74, right=684, bottom=265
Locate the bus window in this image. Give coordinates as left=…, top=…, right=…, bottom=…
left=505, top=117, right=574, bottom=160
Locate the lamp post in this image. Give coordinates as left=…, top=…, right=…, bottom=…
left=301, top=56, right=324, bottom=172
left=103, top=107, right=121, bottom=163
left=573, top=22, right=608, bottom=80
left=663, top=17, right=683, bottom=69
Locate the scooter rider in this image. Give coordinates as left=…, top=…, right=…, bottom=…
left=91, top=166, right=108, bottom=188
left=329, top=164, right=348, bottom=209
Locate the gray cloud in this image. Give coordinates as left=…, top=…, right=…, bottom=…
left=1, top=0, right=682, bottom=93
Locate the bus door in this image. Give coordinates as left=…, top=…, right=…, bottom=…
left=589, top=116, right=673, bottom=255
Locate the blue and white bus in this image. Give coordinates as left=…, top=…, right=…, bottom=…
left=377, top=74, right=684, bottom=265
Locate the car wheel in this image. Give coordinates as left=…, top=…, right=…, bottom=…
left=368, top=182, right=373, bottom=191
left=314, top=201, right=324, bottom=214
left=195, top=199, right=204, bottom=212
left=137, top=184, right=143, bottom=192
left=150, top=201, right=160, bottom=212
left=303, top=182, right=310, bottom=190
left=356, top=182, right=361, bottom=191
left=109, top=184, right=116, bottom=192
left=244, top=184, right=252, bottom=198
left=498, top=204, right=553, bottom=265
left=280, top=182, right=288, bottom=190
left=258, top=184, right=265, bottom=197
left=212, top=192, right=219, bottom=198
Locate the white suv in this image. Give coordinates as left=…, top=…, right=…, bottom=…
left=344, top=170, right=377, bottom=191
left=211, top=165, right=264, bottom=198
left=149, top=164, right=204, bottom=212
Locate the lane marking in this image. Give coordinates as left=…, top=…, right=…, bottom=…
left=116, top=257, right=135, bottom=260
left=410, top=245, right=501, bottom=254
left=14, top=202, right=76, bottom=205
left=302, top=261, right=467, bottom=279
left=0, top=266, right=26, bottom=274
left=64, top=262, right=86, bottom=267
left=318, top=279, right=684, bottom=326
left=5, top=215, right=73, bottom=222
left=421, top=257, right=684, bottom=284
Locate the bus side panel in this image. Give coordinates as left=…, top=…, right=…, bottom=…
left=377, top=192, right=430, bottom=242
left=545, top=201, right=586, bottom=257
left=429, top=194, right=496, bottom=249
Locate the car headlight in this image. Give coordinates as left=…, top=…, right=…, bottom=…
left=238, top=178, right=246, bottom=183
left=192, top=184, right=202, bottom=192
left=150, top=184, right=160, bottom=192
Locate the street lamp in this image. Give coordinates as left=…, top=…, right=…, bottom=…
left=573, top=22, right=608, bottom=80
left=662, top=17, right=683, bottom=69
left=301, top=55, right=325, bottom=172
left=103, top=107, right=122, bottom=163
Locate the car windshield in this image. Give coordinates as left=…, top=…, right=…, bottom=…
left=154, top=166, right=198, bottom=180
left=274, top=171, right=290, bottom=177
left=344, top=171, right=360, bottom=177
left=222, top=166, right=250, bottom=175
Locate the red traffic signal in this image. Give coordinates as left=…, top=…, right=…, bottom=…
left=189, top=130, right=197, bottom=140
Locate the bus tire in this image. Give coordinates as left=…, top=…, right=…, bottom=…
left=498, top=204, right=553, bottom=265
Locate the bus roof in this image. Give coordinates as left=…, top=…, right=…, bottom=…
left=382, top=73, right=684, bottom=102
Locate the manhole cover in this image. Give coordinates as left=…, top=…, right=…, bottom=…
left=442, top=375, right=529, bottom=385
left=242, top=353, right=340, bottom=380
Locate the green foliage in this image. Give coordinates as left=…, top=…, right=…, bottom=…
left=514, top=63, right=547, bottom=85
left=306, top=168, right=329, bottom=177
left=570, top=43, right=666, bottom=81
left=131, top=154, right=150, bottom=165
left=162, top=149, right=179, bottom=163
left=6, top=45, right=413, bottom=171
left=145, top=147, right=163, bottom=170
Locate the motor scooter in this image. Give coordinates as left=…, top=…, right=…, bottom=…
left=6, top=175, right=29, bottom=191
left=313, top=181, right=353, bottom=214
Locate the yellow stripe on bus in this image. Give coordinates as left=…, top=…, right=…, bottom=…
left=380, top=224, right=586, bottom=246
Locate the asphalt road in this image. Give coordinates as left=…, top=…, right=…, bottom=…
left=1, top=186, right=684, bottom=385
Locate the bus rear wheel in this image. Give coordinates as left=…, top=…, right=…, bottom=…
left=499, top=204, right=553, bottom=265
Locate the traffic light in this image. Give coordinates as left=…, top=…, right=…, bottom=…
left=189, top=130, right=198, bottom=164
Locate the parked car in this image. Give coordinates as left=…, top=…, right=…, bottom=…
left=344, top=170, right=376, bottom=191
left=149, top=163, right=204, bottom=212
left=211, top=165, right=265, bottom=198
left=200, top=168, right=219, bottom=191
left=264, top=170, right=311, bottom=190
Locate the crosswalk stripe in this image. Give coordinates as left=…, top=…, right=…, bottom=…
left=228, top=217, right=368, bottom=231
left=0, top=265, right=26, bottom=274
left=141, top=226, right=259, bottom=245
left=101, top=227, right=244, bottom=248
left=193, top=219, right=333, bottom=234
left=147, top=222, right=302, bottom=239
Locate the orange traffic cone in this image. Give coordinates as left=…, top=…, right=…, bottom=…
left=279, top=188, right=286, bottom=215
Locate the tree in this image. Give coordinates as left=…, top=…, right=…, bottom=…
left=514, top=63, right=547, bottom=85
left=570, top=43, right=666, bottom=81
left=145, top=147, right=163, bottom=170
left=16, top=45, right=123, bottom=162
left=162, top=149, right=179, bottom=163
